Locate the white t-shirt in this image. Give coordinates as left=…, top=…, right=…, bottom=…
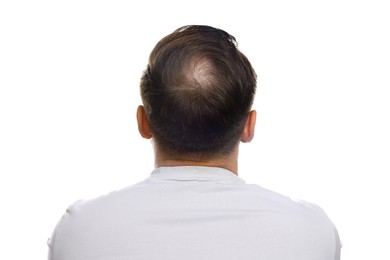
left=48, top=166, right=341, bottom=260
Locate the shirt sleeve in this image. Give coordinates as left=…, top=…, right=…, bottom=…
left=47, top=200, right=84, bottom=260
left=333, top=225, right=342, bottom=260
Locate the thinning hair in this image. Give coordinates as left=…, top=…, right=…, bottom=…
left=140, top=25, right=257, bottom=160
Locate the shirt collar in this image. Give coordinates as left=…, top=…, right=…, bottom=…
left=148, top=166, right=245, bottom=184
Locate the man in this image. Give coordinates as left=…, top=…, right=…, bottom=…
left=48, top=25, right=341, bottom=260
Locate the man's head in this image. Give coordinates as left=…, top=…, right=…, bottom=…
left=138, top=25, right=257, bottom=161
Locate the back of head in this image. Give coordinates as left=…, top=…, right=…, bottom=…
left=140, top=25, right=257, bottom=160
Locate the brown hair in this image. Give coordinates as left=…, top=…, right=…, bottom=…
left=140, top=25, right=257, bottom=159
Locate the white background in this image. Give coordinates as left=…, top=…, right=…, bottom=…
left=0, top=0, right=389, bottom=259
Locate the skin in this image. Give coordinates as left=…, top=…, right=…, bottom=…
left=136, top=105, right=256, bottom=175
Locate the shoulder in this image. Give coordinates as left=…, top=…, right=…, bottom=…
left=241, top=184, right=340, bottom=235
left=48, top=181, right=150, bottom=257
left=243, top=183, right=329, bottom=215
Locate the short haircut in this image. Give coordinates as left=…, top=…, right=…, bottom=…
left=140, top=25, right=257, bottom=159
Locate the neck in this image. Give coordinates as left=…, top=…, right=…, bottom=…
left=154, top=147, right=239, bottom=175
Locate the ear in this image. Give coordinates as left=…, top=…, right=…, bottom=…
left=240, top=110, right=256, bottom=143
left=137, top=105, right=153, bottom=139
